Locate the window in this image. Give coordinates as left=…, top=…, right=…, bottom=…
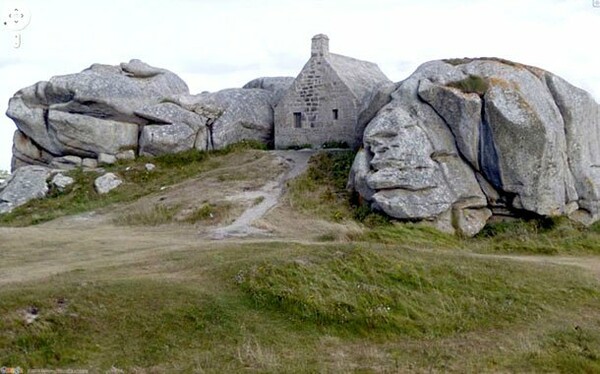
left=332, top=109, right=339, bottom=120
left=294, top=112, right=302, bottom=128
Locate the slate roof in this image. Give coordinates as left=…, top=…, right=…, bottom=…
left=326, top=53, right=391, bottom=106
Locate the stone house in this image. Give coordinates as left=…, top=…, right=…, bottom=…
left=274, top=34, right=392, bottom=149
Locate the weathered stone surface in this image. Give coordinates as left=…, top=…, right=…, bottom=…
left=82, top=158, right=98, bottom=169
left=98, top=153, right=117, bottom=165
left=418, top=80, right=481, bottom=168
left=47, top=111, right=139, bottom=158
left=139, top=123, right=197, bottom=156
left=51, top=173, right=75, bottom=191
left=0, top=166, right=52, bottom=214
left=6, top=95, right=61, bottom=156
left=135, top=102, right=207, bottom=131
left=173, top=88, right=275, bottom=150
left=6, top=59, right=189, bottom=170
left=243, top=76, right=295, bottom=104
left=350, top=57, right=600, bottom=235
left=357, top=98, right=487, bottom=231
left=94, top=173, right=122, bottom=194
left=48, top=59, right=189, bottom=122
left=545, top=74, right=600, bottom=223
left=50, top=155, right=82, bottom=170
left=347, top=149, right=375, bottom=202
left=116, top=150, right=136, bottom=161
left=11, top=130, right=54, bottom=171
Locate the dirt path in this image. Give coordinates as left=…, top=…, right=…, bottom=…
left=2, top=148, right=600, bottom=287
left=210, top=150, right=314, bottom=239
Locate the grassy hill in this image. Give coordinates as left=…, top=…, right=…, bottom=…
left=1, top=145, right=599, bottom=372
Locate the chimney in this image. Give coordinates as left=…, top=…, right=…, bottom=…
left=311, top=34, right=329, bottom=57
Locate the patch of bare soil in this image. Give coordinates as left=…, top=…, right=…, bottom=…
left=2, top=149, right=600, bottom=288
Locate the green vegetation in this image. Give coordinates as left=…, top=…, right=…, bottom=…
left=238, top=246, right=598, bottom=337
left=113, top=204, right=181, bottom=226
left=0, top=140, right=266, bottom=227
left=287, top=151, right=600, bottom=255
left=1, top=242, right=599, bottom=372
left=321, top=141, right=350, bottom=149
left=287, top=150, right=388, bottom=226
left=473, top=216, right=600, bottom=255
left=184, top=202, right=233, bottom=224
left=447, top=74, right=489, bottom=95
left=2, top=146, right=600, bottom=371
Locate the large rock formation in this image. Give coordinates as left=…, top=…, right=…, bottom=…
left=160, top=88, right=277, bottom=151
left=243, top=76, right=294, bottom=104
left=349, top=58, right=600, bottom=235
left=6, top=60, right=281, bottom=171
left=6, top=59, right=189, bottom=171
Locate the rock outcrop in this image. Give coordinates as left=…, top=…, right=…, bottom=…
left=144, top=88, right=276, bottom=153
left=6, top=60, right=282, bottom=171
left=0, top=165, right=53, bottom=214
left=243, top=76, right=294, bottom=104
left=94, top=173, right=123, bottom=194
left=349, top=58, right=600, bottom=235
left=6, top=59, right=189, bottom=171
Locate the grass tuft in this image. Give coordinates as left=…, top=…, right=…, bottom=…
left=447, top=74, right=489, bottom=95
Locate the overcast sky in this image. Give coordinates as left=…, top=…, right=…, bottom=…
left=1, top=0, right=599, bottom=171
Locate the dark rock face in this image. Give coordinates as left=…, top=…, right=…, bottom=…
left=349, top=58, right=600, bottom=235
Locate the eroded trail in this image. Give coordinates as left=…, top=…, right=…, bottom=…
left=1, top=148, right=600, bottom=287
left=210, top=150, right=314, bottom=239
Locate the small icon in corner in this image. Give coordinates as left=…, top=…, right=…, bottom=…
left=1, top=1, right=31, bottom=48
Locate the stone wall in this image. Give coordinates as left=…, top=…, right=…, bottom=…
left=274, top=57, right=358, bottom=149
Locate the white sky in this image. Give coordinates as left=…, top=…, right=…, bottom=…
left=1, top=0, right=599, bottom=171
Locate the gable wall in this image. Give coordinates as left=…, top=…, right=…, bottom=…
left=274, top=57, right=358, bottom=149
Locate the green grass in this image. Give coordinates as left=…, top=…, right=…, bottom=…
left=0, top=279, right=245, bottom=370
left=287, top=152, right=600, bottom=255
left=446, top=74, right=489, bottom=95
left=508, top=324, right=600, bottom=373
left=237, top=245, right=599, bottom=337
left=285, top=143, right=313, bottom=150
left=2, top=242, right=600, bottom=372
left=113, top=204, right=181, bottom=226
left=0, top=140, right=266, bottom=227
left=287, top=150, right=389, bottom=226
left=472, top=216, right=600, bottom=255
left=184, top=202, right=233, bottom=224
left=321, top=141, right=350, bottom=149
